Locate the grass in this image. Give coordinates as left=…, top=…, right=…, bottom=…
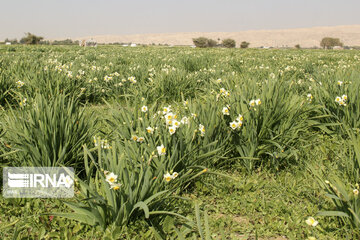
left=0, top=166, right=346, bottom=239
left=0, top=132, right=352, bottom=239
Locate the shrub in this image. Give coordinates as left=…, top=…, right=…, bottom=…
left=222, top=38, right=236, bottom=48
left=192, top=37, right=218, bottom=48
left=192, top=37, right=209, bottom=48
left=240, top=41, right=250, bottom=49
left=207, top=39, right=218, bottom=47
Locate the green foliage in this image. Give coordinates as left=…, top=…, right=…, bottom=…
left=222, top=38, right=236, bottom=48
left=20, top=32, right=44, bottom=45
left=4, top=38, right=18, bottom=44
left=222, top=78, right=326, bottom=171
left=240, top=41, right=250, bottom=49
left=3, top=94, right=95, bottom=167
left=318, top=176, right=360, bottom=236
left=53, top=141, right=210, bottom=230
left=320, top=37, right=343, bottom=49
left=309, top=129, right=360, bottom=237
left=207, top=39, right=218, bottom=48
left=192, top=37, right=218, bottom=48
left=1, top=45, right=360, bottom=238
left=105, top=98, right=226, bottom=174
left=192, top=37, right=209, bottom=48
left=51, top=39, right=80, bottom=45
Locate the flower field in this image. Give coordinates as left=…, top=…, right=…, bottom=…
left=1, top=45, right=360, bottom=239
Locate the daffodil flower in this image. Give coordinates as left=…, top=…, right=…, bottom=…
left=181, top=117, right=189, bottom=124
left=16, top=80, right=24, bottom=88
left=236, top=114, right=244, bottom=122
left=164, top=172, right=172, bottom=182
left=305, top=217, right=318, bottom=227
left=163, top=171, right=179, bottom=182
left=157, top=144, right=166, bottom=156
left=222, top=107, right=230, bottom=115
left=169, top=126, right=176, bottom=135
left=199, top=124, right=205, bottom=136
left=249, top=100, right=256, bottom=107
left=132, top=135, right=138, bottom=141
left=230, top=121, right=239, bottom=130
left=146, top=127, right=154, bottom=134
left=354, top=189, right=359, bottom=196
left=105, top=172, right=118, bottom=185
left=141, top=105, right=148, bottom=112
left=137, top=137, right=145, bottom=143
left=172, top=120, right=180, bottom=128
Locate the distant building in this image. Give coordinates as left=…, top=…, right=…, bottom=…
left=5, top=42, right=11, bottom=45
left=130, top=43, right=137, bottom=47
left=333, top=46, right=344, bottom=50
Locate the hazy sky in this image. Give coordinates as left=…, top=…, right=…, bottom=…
left=1, top=0, right=360, bottom=40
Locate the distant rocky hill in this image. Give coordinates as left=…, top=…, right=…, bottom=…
left=74, top=25, right=360, bottom=48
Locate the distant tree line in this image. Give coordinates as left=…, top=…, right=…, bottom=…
left=2, top=33, right=79, bottom=45
left=1, top=33, right=356, bottom=50
left=48, top=39, right=79, bottom=45
left=192, top=37, right=250, bottom=49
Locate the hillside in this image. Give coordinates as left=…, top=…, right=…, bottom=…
left=74, top=25, right=360, bottom=48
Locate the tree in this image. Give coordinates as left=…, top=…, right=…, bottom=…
left=4, top=38, right=18, bottom=44
left=240, top=41, right=250, bottom=49
left=51, top=39, right=78, bottom=45
left=320, top=37, right=343, bottom=49
left=207, top=38, right=218, bottom=47
left=192, top=37, right=209, bottom=48
left=192, top=37, right=219, bottom=48
left=20, top=32, right=44, bottom=45
left=222, top=38, right=236, bottom=48
left=295, top=44, right=301, bottom=49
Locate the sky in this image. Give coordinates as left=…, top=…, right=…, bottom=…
left=1, top=0, right=360, bottom=40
